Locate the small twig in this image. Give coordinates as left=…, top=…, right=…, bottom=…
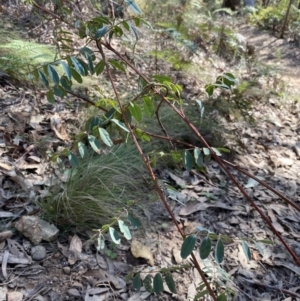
left=242, top=278, right=300, bottom=299
left=65, top=89, right=108, bottom=112
left=155, top=99, right=174, bottom=149
left=221, top=159, right=300, bottom=213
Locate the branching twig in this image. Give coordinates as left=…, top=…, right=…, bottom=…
left=221, top=159, right=300, bottom=212
left=99, top=40, right=218, bottom=301
left=102, top=42, right=300, bottom=266
left=242, top=278, right=300, bottom=299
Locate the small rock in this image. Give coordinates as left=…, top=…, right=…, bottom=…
left=31, top=245, right=47, bottom=261
left=63, top=266, right=71, bottom=275
left=67, top=288, right=81, bottom=297
left=39, top=219, right=59, bottom=242
left=15, top=216, right=59, bottom=245
left=7, top=291, right=23, bottom=301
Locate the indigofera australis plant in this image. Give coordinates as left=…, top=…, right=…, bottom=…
left=28, top=1, right=300, bottom=300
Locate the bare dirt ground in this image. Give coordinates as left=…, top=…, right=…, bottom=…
left=0, top=6, right=300, bottom=301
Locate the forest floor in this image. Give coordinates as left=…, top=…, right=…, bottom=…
left=0, top=5, right=300, bottom=301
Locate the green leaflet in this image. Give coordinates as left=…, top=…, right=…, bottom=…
left=108, top=59, right=126, bottom=73
left=143, top=96, right=155, bottom=117
left=132, top=273, right=141, bottom=291
left=68, top=151, right=79, bottom=167
left=194, top=147, right=204, bottom=167
left=199, top=237, right=212, bottom=260
left=165, top=272, right=176, bottom=294
left=46, top=89, right=55, bottom=103
left=215, top=239, right=224, bottom=264
left=70, top=56, right=85, bottom=76
left=70, top=68, right=83, bottom=83
left=153, top=273, right=164, bottom=294
left=38, top=70, right=49, bottom=87
left=111, top=119, right=129, bottom=132
left=125, top=0, right=142, bottom=14
left=183, top=150, right=193, bottom=171
left=60, top=60, right=72, bottom=80
left=78, top=142, right=88, bottom=158
left=53, top=84, right=65, bottom=98
left=242, top=241, right=251, bottom=261
left=118, top=220, right=131, bottom=240
left=129, top=102, right=142, bottom=122
left=95, top=25, right=109, bottom=39
left=60, top=76, right=72, bottom=90
left=109, top=226, right=121, bottom=244
left=181, top=235, right=196, bottom=259
left=144, top=274, right=153, bottom=293
left=97, top=234, right=105, bottom=251
left=127, top=213, right=141, bottom=228
left=95, top=60, right=105, bottom=75
left=98, top=127, right=113, bottom=147
left=88, top=135, right=101, bottom=153
left=47, top=64, right=60, bottom=84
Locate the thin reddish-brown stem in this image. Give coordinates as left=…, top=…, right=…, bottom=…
left=99, top=42, right=218, bottom=301
left=103, top=42, right=300, bottom=266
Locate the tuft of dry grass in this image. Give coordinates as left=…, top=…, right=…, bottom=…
left=39, top=144, right=152, bottom=229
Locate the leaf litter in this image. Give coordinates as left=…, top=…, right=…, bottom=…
left=0, top=3, right=300, bottom=301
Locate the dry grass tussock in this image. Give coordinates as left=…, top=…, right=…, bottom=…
left=38, top=144, right=151, bottom=229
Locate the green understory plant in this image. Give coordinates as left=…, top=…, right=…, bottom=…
left=26, top=0, right=300, bottom=300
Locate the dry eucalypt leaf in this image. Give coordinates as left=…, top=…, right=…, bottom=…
left=131, top=240, right=154, bottom=266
